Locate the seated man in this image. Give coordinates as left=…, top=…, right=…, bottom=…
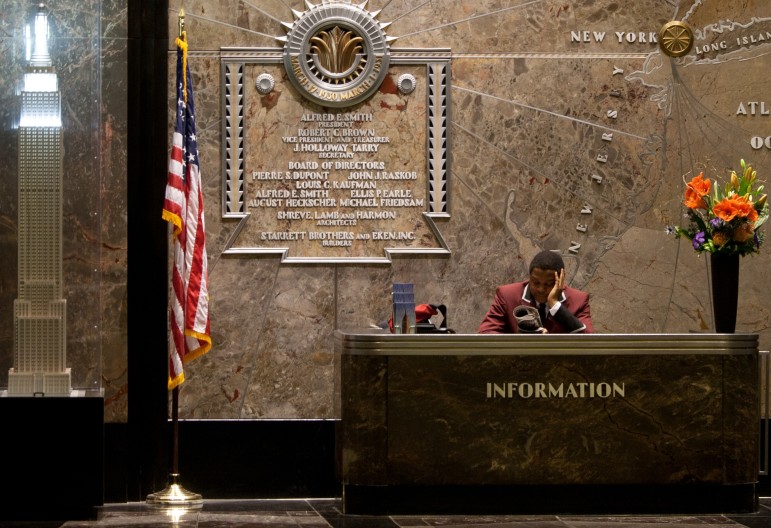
left=478, top=250, right=593, bottom=334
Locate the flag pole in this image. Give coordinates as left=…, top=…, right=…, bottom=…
left=146, top=6, right=202, bottom=510
left=146, top=388, right=201, bottom=507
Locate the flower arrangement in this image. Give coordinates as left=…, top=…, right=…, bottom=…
left=672, top=160, right=768, bottom=256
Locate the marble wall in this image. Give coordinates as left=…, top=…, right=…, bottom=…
left=1, top=0, right=770, bottom=423
left=178, top=0, right=771, bottom=421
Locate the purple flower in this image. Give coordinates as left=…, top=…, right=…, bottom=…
left=709, top=217, right=724, bottom=229
left=693, top=231, right=706, bottom=250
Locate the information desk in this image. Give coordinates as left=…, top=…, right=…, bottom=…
left=335, top=332, right=759, bottom=514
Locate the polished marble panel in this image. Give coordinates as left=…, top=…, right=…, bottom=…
left=2, top=0, right=771, bottom=432
left=170, top=0, right=771, bottom=424
left=337, top=333, right=759, bottom=514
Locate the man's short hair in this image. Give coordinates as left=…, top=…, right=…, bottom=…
left=529, top=250, right=565, bottom=273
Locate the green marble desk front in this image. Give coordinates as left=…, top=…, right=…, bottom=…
left=335, top=332, right=759, bottom=513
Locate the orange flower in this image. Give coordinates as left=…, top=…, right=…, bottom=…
left=683, top=173, right=711, bottom=209
left=713, top=195, right=757, bottom=222
left=712, top=197, right=739, bottom=221
left=734, top=195, right=758, bottom=222
left=732, top=222, right=755, bottom=242
left=712, top=231, right=730, bottom=247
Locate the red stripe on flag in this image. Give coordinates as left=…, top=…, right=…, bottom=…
left=162, top=35, right=211, bottom=390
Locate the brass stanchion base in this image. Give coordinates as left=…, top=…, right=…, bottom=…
left=146, top=473, right=203, bottom=509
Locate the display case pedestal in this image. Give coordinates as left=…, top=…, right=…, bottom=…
left=0, top=392, right=104, bottom=521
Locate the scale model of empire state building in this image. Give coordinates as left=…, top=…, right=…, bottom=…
left=8, top=4, right=71, bottom=396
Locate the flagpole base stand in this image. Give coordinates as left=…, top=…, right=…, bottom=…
left=146, top=473, right=203, bottom=509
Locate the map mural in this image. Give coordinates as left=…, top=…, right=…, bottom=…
left=159, top=0, right=769, bottom=420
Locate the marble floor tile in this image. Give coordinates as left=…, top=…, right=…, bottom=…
left=0, top=497, right=767, bottom=528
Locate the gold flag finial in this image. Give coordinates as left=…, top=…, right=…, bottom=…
left=178, top=7, right=185, bottom=38
left=175, top=6, right=189, bottom=104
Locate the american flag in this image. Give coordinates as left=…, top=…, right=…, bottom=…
left=162, top=33, right=211, bottom=390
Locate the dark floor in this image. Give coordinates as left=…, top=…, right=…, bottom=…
left=2, top=497, right=770, bottom=528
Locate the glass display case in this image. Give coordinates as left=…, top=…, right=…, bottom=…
left=0, top=3, right=108, bottom=519
left=0, top=2, right=103, bottom=397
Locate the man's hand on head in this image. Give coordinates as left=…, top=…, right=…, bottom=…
left=547, top=268, right=565, bottom=308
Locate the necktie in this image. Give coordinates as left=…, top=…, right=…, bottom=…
left=538, top=303, right=547, bottom=325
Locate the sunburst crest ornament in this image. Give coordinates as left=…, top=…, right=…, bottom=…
left=279, top=0, right=394, bottom=107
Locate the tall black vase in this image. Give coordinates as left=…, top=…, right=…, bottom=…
left=709, top=252, right=740, bottom=333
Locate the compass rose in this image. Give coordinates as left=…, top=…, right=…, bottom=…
left=658, top=20, right=694, bottom=58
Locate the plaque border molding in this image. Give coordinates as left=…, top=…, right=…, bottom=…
left=220, top=48, right=452, bottom=264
